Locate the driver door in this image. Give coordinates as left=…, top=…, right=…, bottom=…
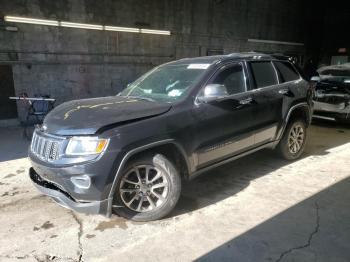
left=192, top=63, right=257, bottom=169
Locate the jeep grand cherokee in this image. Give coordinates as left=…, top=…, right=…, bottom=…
left=29, top=53, right=313, bottom=221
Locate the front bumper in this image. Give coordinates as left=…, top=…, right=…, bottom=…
left=29, top=167, right=109, bottom=215
left=313, top=101, right=350, bottom=121
left=314, top=101, right=350, bottom=114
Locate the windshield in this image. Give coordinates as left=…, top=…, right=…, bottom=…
left=119, top=64, right=210, bottom=102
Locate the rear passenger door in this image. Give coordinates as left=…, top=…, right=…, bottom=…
left=247, top=61, right=283, bottom=145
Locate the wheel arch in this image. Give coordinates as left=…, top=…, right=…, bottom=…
left=277, top=102, right=311, bottom=141
left=106, top=139, right=189, bottom=217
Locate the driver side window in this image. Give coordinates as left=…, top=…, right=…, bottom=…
left=212, top=64, right=246, bottom=95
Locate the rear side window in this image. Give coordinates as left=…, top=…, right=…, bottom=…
left=274, top=61, right=300, bottom=82
left=249, top=62, right=278, bottom=88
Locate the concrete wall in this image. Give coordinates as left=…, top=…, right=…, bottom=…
left=319, top=4, right=350, bottom=65
left=0, top=0, right=308, bottom=120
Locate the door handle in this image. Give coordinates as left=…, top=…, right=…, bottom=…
left=278, top=89, right=294, bottom=97
left=239, top=97, right=253, bottom=105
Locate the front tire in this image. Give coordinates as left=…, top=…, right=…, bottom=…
left=277, top=119, right=307, bottom=160
left=112, top=154, right=181, bottom=221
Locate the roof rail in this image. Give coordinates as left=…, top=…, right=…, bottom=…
left=227, top=51, right=261, bottom=57
left=271, top=53, right=290, bottom=60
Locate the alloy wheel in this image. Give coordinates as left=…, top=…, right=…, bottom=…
left=288, top=123, right=305, bottom=154
left=119, top=165, right=169, bottom=212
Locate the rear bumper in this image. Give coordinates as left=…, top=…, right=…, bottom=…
left=29, top=167, right=109, bottom=215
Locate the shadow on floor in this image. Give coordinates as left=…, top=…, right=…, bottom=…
left=0, top=127, right=30, bottom=163
left=195, top=176, right=350, bottom=262
left=170, top=121, right=350, bottom=218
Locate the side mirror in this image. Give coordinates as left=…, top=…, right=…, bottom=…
left=310, top=76, right=321, bottom=82
left=197, top=84, right=228, bottom=103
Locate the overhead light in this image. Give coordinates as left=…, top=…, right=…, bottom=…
left=248, top=38, right=304, bottom=46
left=104, top=25, right=140, bottom=33
left=60, top=21, right=103, bottom=30
left=140, top=29, right=171, bottom=35
left=4, top=15, right=59, bottom=26
left=4, top=15, right=171, bottom=35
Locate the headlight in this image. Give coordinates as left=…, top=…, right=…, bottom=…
left=65, top=137, right=109, bottom=156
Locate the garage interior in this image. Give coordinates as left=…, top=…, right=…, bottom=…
left=0, top=0, right=349, bottom=261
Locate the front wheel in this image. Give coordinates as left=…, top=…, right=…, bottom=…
left=112, top=154, right=181, bottom=221
left=277, top=119, right=307, bottom=160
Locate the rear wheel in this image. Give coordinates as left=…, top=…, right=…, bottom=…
left=277, top=119, right=307, bottom=160
left=112, top=154, right=181, bottom=221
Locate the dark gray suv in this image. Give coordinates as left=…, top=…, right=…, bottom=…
left=29, top=53, right=313, bottom=221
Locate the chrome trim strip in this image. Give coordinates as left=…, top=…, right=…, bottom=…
left=312, top=115, right=336, bottom=121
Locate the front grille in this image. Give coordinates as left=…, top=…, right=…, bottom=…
left=31, top=132, right=63, bottom=161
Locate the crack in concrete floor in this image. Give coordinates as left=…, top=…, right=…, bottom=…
left=70, top=211, right=84, bottom=262
left=275, top=201, right=320, bottom=262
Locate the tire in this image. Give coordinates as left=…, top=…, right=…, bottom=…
left=277, top=118, right=307, bottom=160
left=112, top=154, right=181, bottom=221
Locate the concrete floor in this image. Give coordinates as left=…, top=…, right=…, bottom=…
left=0, top=120, right=349, bottom=262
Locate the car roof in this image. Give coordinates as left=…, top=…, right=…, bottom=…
left=167, top=52, right=290, bottom=66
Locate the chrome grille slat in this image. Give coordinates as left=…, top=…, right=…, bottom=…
left=31, top=133, right=36, bottom=151
left=50, top=142, right=58, bottom=160
left=30, top=131, right=62, bottom=162
left=45, top=141, right=52, bottom=159
left=34, top=135, right=40, bottom=154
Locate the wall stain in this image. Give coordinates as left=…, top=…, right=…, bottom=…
left=33, top=221, right=55, bottom=231
left=16, top=170, right=25, bottom=174
left=2, top=191, right=20, bottom=197
left=94, top=218, right=128, bottom=231
left=4, top=174, right=16, bottom=179
left=86, top=234, right=96, bottom=239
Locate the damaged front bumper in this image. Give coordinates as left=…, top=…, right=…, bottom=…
left=313, top=92, right=350, bottom=121
left=29, top=168, right=109, bottom=215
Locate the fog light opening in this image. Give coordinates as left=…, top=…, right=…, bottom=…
left=71, top=175, right=91, bottom=189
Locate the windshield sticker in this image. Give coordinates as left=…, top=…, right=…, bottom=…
left=187, top=64, right=210, bottom=70
left=168, top=89, right=183, bottom=97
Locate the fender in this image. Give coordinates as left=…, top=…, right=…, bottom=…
left=276, top=102, right=311, bottom=141
left=106, top=139, right=189, bottom=217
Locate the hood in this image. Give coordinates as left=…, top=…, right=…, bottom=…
left=43, top=96, right=171, bottom=135
left=317, top=63, right=350, bottom=75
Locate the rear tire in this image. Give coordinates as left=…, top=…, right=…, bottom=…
left=277, top=119, right=307, bottom=160
left=112, top=154, right=181, bottom=222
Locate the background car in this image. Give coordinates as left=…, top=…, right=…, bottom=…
left=312, top=63, right=350, bottom=123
